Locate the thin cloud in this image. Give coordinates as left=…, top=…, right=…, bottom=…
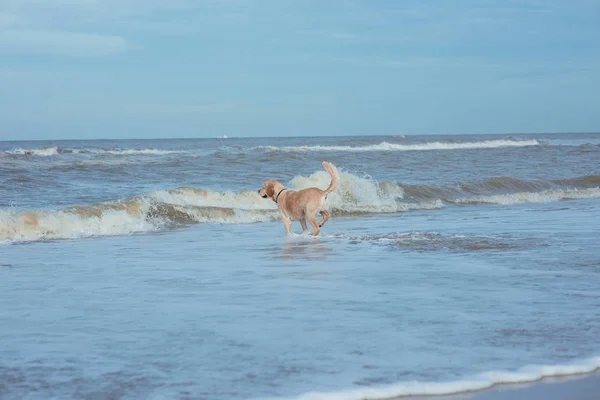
left=0, top=12, right=17, bottom=28
left=0, top=29, right=128, bottom=57
left=499, top=66, right=596, bottom=81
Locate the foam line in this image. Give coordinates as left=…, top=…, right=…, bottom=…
left=294, top=356, right=600, bottom=400
left=256, top=139, right=540, bottom=152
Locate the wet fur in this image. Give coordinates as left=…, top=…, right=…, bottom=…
left=258, top=162, right=339, bottom=236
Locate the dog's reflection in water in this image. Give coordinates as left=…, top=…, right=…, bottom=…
left=278, top=236, right=330, bottom=261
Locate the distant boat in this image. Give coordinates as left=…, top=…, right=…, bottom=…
left=217, top=135, right=228, bottom=139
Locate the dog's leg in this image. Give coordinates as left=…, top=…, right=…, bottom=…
left=318, top=210, right=330, bottom=228
left=307, top=216, right=321, bottom=236
left=282, top=215, right=293, bottom=234
left=300, top=218, right=308, bottom=233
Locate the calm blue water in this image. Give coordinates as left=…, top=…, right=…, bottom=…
left=1, top=134, right=599, bottom=399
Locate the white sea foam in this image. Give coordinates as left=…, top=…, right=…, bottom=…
left=0, top=194, right=281, bottom=243
left=292, top=169, right=442, bottom=213
left=256, top=139, right=540, bottom=152
left=4, top=147, right=185, bottom=157
left=7, top=146, right=61, bottom=156
left=294, top=356, right=600, bottom=400
left=453, top=187, right=600, bottom=205
left=288, top=169, right=442, bottom=214
left=0, top=205, right=156, bottom=242
left=102, top=149, right=184, bottom=155
left=326, top=231, right=521, bottom=251
left=0, top=201, right=278, bottom=243
left=147, top=188, right=278, bottom=211
left=2, top=138, right=545, bottom=159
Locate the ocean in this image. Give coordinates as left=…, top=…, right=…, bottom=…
left=1, top=133, right=599, bottom=399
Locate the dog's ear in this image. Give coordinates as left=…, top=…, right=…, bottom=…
left=265, top=182, right=275, bottom=197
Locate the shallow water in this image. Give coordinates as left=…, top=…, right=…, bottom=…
left=1, top=134, right=599, bottom=399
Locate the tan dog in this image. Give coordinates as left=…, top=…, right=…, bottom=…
left=258, top=162, right=339, bottom=236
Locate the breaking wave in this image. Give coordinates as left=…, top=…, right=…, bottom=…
left=256, top=139, right=540, bottom=152
left=451, top=187, right=600, bottom=205
left=0, top=191, right=278, bottom=243
left=3, top=146, right=186, bottom=157
left=5, top=137, right=599, bottom=159
left=101, top=149, right=184, bottom=156
left=6, top=146, right=65, bottom=156
left=0, top=171, right=440, bottom=243
left=398, top=175, right=600, bottom=204
left=289, top=169, right=441, bottom=214
left=1, top=170, right=599, bottom=243
left=294, top=356, right=600, bottom=400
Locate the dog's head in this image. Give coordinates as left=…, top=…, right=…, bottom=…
left=258, top=180, right=285, bottom=202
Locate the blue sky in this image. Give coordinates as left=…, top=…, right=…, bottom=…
left=1, top=0, right=599, bottom=140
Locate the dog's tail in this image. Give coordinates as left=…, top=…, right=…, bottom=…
left=322, top=161, right=339, bottom=194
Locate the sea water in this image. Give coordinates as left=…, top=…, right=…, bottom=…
left=1, top=133, right=599, bottom=399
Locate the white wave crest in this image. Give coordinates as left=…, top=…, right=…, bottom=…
left=295, top=356, right=600, bottom=400
left=147, top=188, right=277, bottom=211
left=0, top=192, right=283, bottom=243
left=102, top=149, right=184, bottom=155
left=6, top=146, right=60, bottom=156
left=0, top=205, right=155, bottom=242
left=4, top=147, right=186, bottom=157
left=453, top=187, right=600, bottom=205
left=257, top=139, right=539, bottom=152
left=288, top=169, right=442, bottom=213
